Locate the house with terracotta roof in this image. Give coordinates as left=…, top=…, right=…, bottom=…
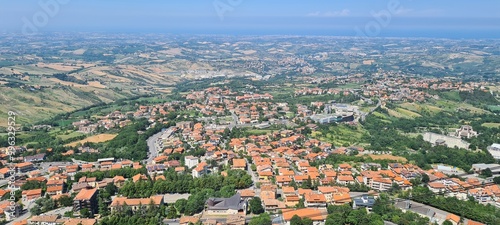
left=445, top=213, right=460, bottom=225
left=0, top=189, right=8, bottom=199
left=132, top=174, right=148, bottom=183
left=0, top=168, right=10, bottom=179
left=73, top=187, right=98, bottom=214
left=281, top=208, right=327, bottom=225
left=22, top=189, right=42, bottom=201
left=232, top=159, right=247, bottom=170
left=332, top=192, right=352, bottom=205
left=304, top=192, right=327, bottom=208
left=238, top=189, right=255, bottom=200
left=276, top=176, right=292, bottom=187
left=113, top=176, right=126, bottom=187
left=337, top=163, right=352, bottom=172
left=63, top=218, right=97, bottom=225
left=284, top=195, right=300, bottom=207
left=192, top=161, right=208, bottom=178
left=179, top=216, right=200, bottom=225
left=258, top=171, right=273, bottom=181
left=427, top=182, right=446, bottom=193
left=46, top=185, right=64, bottom=196
left=0, top=200, right=20, bottom=221
left=336, top=175, right=355, bottom=185
left=110, top=195, right=164, bottom=212
left=298, top=188, right=313, bottom=197
left=282, top=186, right=296, bottom=196
left=27, top=215, right=61, bottom=225
left=371, top=177, right=393, bottom=191
left=262, top=198, right=285, bottom=213
left=317, top=186, right=346, bottom=204
left=465, top=220, right=485, bottom=225
left=15, top=162, right=35, bottom=173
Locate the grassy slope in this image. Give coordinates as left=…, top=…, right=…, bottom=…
left=0, top=86, right=130, bottom=126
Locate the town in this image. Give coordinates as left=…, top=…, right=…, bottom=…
left=1, top=74, right=499, bottom=225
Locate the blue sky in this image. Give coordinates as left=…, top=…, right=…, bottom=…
left=1, top=0, right=499, bottom=37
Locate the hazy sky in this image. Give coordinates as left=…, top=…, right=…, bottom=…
left=1, top=0, right=499, bottom=38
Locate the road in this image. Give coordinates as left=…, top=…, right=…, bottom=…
left=0, top=180, right=8, bottom=187
left=7, top=200, right=35, bottom=225
left=229, top=111, right=239, bottom=130
left=146, top=128, right=174, bottom=164
left=245, top=158, right=258, bottom=191
left=41, top=206, right=72, bottom=216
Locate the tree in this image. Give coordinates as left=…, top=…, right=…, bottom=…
left=302, top=218, right=313, bottom=225
left=290, top=215, right=302, bottom=225
left=98, top=197, right=109, bottom=216
left=249, top=197, right=264, bottom=214
left=166, top=205, right=177, bottom=219
left=289, top=179, right=298, bottom=190
left=30, top=206, right=42, bottom=215
left=388, top=183, right=401, bottom=194
left=248, top=213, right=272, bottom=225
left=58, top=195, right=73, bottom=207
left=421, top=173, right=430, bottom=183
left=346, top=209, right=369, bottom=225
left=481, top=168, right=493, bottom=177
left=494, top=176, right=500, bottom=184
left=297, top=197, right=305, bottom=208
left=175, top=199, right=188, bottom=214
left=219, top=185, right=236, bottom=198
left=80, top=208, right=91, bottom=218
left=442, top=220, right=453, bottom=225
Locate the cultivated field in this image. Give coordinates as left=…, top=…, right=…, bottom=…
left=65, top=133, right=118, bottom=147
left=367, top=154, right=408, bottom=162
left=482, top=123, right=500, bottom=128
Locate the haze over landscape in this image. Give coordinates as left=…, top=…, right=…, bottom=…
left=1, top=0, right=500, bottom=37
left=1, top=1, right=500, bottom=225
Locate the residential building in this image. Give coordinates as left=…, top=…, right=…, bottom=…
left=110, top=195, right=164, bottom=212
left=304, top=193, right=327, bottom=208
left=24, top=153, right=46, bottom=163
left=192, top=162, right=208, bottom=178
left=232, top=159, right=246, bottom=170
left=370, top=178, right=393, bottom=191
left=0, top=168, right=10, bottom=179
left=63, top=218, right=97, bottom=225
left=184, top=156, right=199, bottom=169
left=15, top=162, right=35, bottom=173
left=27, top=215, right=61, bottom=225
left=282, top=208, right=327, bottom=225
left=455, top=125, right=478, bottom=139
left=205, top=193, right=246, bottom=216
left=22, top=189, right=42, bottom=202
left=352, top=195, right=375, bottom=210
left=73, top=187, right=98, bottom=214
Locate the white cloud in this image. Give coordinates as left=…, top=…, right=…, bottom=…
left=307, top=9, right=350, bottom=17
left=393, top=7, right=443, bottom=17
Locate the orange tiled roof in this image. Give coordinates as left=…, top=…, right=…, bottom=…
left=74, top=188, right=97, bottom=201
left=282, top=208, right=327, bottom=221
left=446, top=214, right=460, bottom=223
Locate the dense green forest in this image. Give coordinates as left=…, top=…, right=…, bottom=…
left=119, top=169, right=252, bottom=198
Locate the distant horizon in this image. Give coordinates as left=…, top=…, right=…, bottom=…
left=1, top=0, right=499, bottom=39
left=2, top=28, right=500, bottom=40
